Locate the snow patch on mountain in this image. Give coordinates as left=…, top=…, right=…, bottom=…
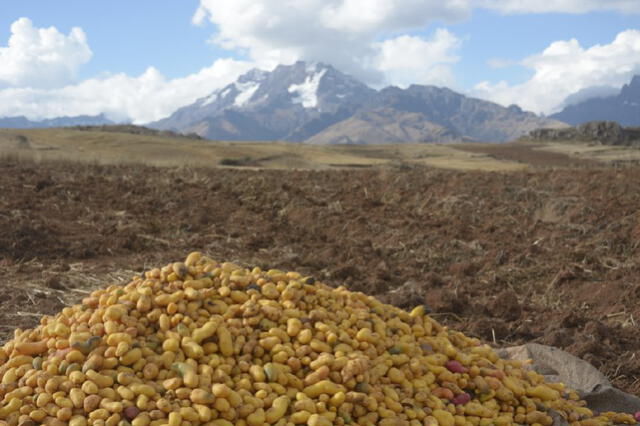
left=201, top=92, right=218, bottom=107
left=288, top=68, right=327, bottom=109
left=306, top=62, right=320, bottom=74
left=234, top=82, right=260, bottom=107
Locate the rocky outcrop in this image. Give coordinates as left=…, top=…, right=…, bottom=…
left=527, top=121, right=640, bottom=146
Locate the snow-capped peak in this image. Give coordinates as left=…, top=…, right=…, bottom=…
left=288, top=68, right=327, bottom=109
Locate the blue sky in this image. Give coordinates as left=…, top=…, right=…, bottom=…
left=0, top=1, right=221, bottom=80
left=1, top=1, right=639, bottom=122
left=449, top=9, right=640, bottom=88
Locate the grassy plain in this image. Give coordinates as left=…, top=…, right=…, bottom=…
left=3, top=126, right=638, bottom=170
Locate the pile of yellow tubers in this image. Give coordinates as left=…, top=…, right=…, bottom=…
left=0, top=252, right=636, bottom=425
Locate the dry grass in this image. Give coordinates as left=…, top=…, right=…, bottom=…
left=410, top=144, right=527, bottom=171
left=531, top=141, right=640, bottom=165
left=2, top=127, right=639, bottom=171
left=0, top=128, right=527, bottom=171
left=0, top=258, right=137, bottom=343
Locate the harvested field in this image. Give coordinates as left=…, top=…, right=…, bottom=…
left=455, top=143, right=598, bottom=168
left=2, top=158, right=640, bottom=397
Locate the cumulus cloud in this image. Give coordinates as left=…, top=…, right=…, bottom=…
left=375, top=30, right=462, bottom=88
left=320, top=0, right=470, bottom=32
left=559, top=85, right=620, bottom=108
left=0, top=17, right=253, bottom=123
left=0, top=17, right=92, bottom=89
left=0, top=58, right=253, bottom=123
left=472, top=30, right=640, bottom=114
left=192, top=0, right=469, bottom=86
left=191, top=0, right=640, bottom=91
left=5, top=2, right=640, bottom=123
left=478, top=0, right=640, bottom=14
left=474, top=0, right=640, bottom=14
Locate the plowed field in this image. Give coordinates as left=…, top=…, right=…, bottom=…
left=2, top=158, right=640, bottom=395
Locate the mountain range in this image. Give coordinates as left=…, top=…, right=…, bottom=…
left=0, top=113, right=114, bottom=129
left=551, top=75, right=640, bottom=126
left=150, top=61, right=566, bottom=143
left=2, top=64, right=639, bottom=143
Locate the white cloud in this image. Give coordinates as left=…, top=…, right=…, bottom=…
left=4, top=3, right=640, bottom=124
left=472, top=30, right=640, bottom=114
left=0, top=58, right=253, bottom=123
left=560, top=85, right=620, bottom=108
left=0, top=18, right=92, bottom=89
left=191, top=0, right=639, bottom=93
left=0, top=18, right=254, bottom=123
left=375, top=30, right=462, bottom=88
left=192, top=0, right=469, bottom=86
left=478, top=0, right=640, bottom=14
left=320, top=0, right=470, bottom=32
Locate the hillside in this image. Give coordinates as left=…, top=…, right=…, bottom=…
left=6, top=126, right=640, bottom=171
left=150, top=61, right=566, bottom=143
left=305, top=108, right=467, bottom=144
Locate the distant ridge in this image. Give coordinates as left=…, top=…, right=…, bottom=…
left=0, top=113, right=114, bottom=129
left=551, top=75, right=640, bottom=126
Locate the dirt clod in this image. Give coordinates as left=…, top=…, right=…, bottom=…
left=43, top=275, right=64, bottom=290
left=489, top=289, right=522, bottom=321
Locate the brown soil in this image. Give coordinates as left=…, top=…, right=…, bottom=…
left=456, top=143, right=598, bottom=168
left=2, top=159, right=640, bottom=395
